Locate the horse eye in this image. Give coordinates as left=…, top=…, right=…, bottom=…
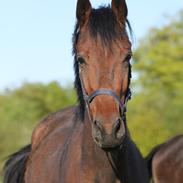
left=77, top=57, right=86, bottom=65
left=124, top=53, right=132, bottom=62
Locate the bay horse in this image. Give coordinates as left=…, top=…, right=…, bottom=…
left=146, top=134, right=183, bottom=183
left=3, top=0, right=149, bottom=183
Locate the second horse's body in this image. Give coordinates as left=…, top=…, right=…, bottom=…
left=146, top=135, right=183, bottom=183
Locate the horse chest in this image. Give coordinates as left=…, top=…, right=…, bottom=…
left=24, top=121, right=121, bottom=183
left=57, top=125, right=121, bottom=183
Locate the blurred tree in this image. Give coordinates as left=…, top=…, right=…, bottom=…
left=129, top=10, right=183, bottom=154
left=0, top=82, right=76, bottom=174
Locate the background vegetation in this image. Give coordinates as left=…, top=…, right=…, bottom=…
left=0, top=11, right=183, bottom=181
left=128, top=10, right=183, bottom=152
left=0, top=82, right=76, bottom=181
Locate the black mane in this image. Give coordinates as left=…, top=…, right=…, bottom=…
left=88, top=6, right=125, bottom=46
left=73, top=6, right=132, bottom=120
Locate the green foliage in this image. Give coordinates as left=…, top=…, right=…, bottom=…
left=130, top=10, right=183, bottom=155
left=0, top=81, right=76, bottom=176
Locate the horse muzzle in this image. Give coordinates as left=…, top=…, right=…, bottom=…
left=92, top=117, right=126, bottom=149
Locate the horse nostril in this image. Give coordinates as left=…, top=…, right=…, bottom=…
left=113, top=118, right=125, bottom=139
left=93, top=120, right=103, bottom=142
left=114, top=119, right=121, bottom=133
left=94, top=120, right=102, bottom=131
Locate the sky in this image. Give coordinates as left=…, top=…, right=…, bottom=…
left=0, top=0, right=182, bottom=90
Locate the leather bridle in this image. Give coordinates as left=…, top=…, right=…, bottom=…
left=79, top=69, right=132, bottom=121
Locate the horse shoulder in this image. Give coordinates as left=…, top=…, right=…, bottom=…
left=31, top=106, right=77, bottom=150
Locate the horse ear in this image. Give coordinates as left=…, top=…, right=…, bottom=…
left=76, top=0, right=92, bottom=26
left=112, top=0, right=128, bottom=21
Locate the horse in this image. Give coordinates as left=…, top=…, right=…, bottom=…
left=146, top=134, right=183, bottom=183
left=3, top=0, right=149, bottom=182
